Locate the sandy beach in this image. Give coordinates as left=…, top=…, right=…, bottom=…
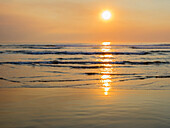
left=0, top=88, right=170, bottom=128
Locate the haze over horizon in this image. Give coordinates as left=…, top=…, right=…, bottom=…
left=0, top=0, right=170, bottom=43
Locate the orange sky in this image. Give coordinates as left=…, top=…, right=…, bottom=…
left=0, top=0, right=170, bottom=43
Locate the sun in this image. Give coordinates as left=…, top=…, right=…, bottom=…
left=101, top=10, right=112, bottom=20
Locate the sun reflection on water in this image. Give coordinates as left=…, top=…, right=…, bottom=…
left=102, top=42, right=111, bottom=46
left=100, top=54, right=113, bottom=58
left=101, top=75, right=111, bottom=79
left=100, top=42, right=114, bottom=96
left=101, top=48, right=111, bottom=52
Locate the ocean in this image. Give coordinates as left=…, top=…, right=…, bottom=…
left=0, top=42, right=170, bottom=128
left=0, top=42, right=170, bottom=90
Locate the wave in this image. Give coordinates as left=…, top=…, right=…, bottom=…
left=150, top=50, right=170, bottom=53
left=33, top=64, right=133, bottom=69
left=50, top=60, right=170, bottom=65
left=64, top=65, right=132, bottom=69
left=21, top=83, right=92, bottom=88
left=0, top=60, right=169, bottom=65
left=0, top=77, right=20, bottom=83
left=1, top=50, right=170, bottom=56
left=0, top=45, right=65, bottom=49
left=1, top=50, right=150, bottom=55
left=130, top=46, right=170, bottom=49
left=0, top=43, right=170, bottom=48
left=29, top=78, right=99, bottom=83
left=119, top=75, right=170, bottom=82
left=57, top=57, right=84, bottom=60
left=83, top=73, right=139, bottom=75
left=1, top=74, right=169, bottom=89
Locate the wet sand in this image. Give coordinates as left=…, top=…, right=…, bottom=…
left=0, top=88, right=170, bottom=128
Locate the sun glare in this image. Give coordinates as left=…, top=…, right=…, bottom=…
left=101, top=11, right=112, bottom=20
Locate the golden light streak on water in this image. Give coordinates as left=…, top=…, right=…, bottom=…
left=101, top=48, right=111, bottom=52
left=102, top=59, right=112, bottom=62
left=100, top=42, right=114, bottom=96
left=101, top=75, right=111, bottom=79
left=102, top=42, right=111, bottom=46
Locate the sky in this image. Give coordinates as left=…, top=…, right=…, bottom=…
left=0, top=0, right=170, bottom=43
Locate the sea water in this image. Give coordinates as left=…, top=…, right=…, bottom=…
left=0, top=42, right=170, bottom=90
left=0, top=42, right=170, bottom=128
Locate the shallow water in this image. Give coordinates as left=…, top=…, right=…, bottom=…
left=0, top=42, right=170, bottom=90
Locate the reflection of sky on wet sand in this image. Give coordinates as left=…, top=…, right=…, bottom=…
left=1, top=89, right=170, bottom=128
left=100, top=42, right=114, bottom=96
